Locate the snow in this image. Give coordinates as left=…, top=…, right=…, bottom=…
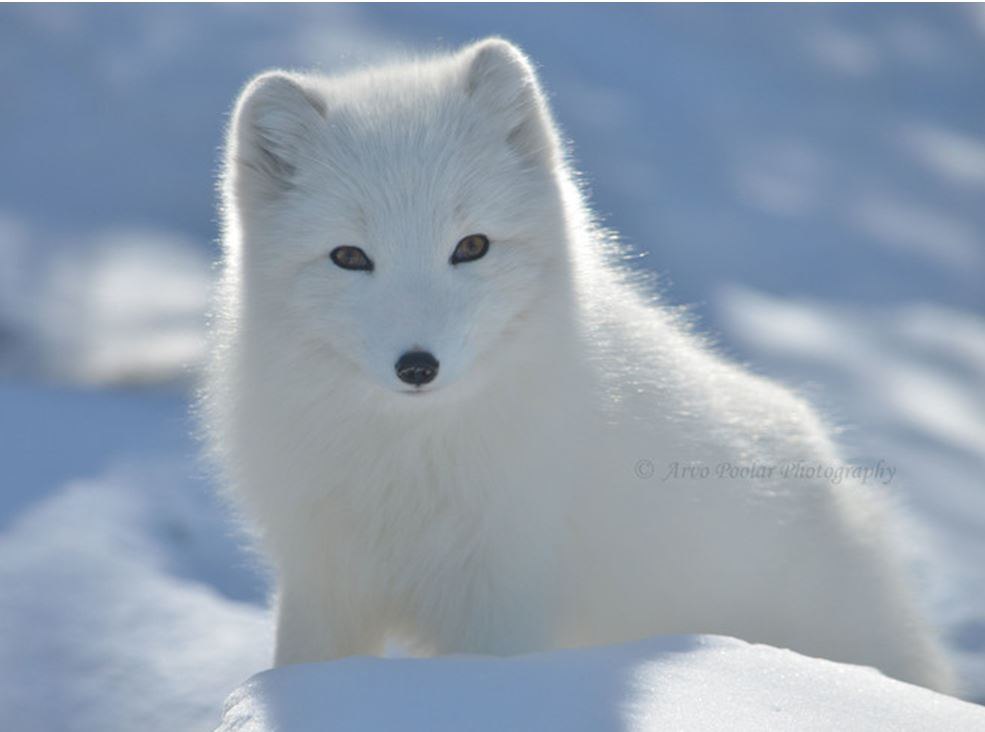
left=0, top=4, right=983, bottom=731
left=0, top=394, right=270, bottom=731
left=217, top=637, right=985, bottom=732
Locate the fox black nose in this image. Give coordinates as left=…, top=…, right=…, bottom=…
left=395, top=351, right=439, bottom=386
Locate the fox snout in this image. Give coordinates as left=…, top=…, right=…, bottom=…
left=395, top=351, right=440, bottom=386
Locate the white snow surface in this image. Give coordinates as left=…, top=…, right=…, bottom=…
left=0, top=447, right=271, bottom=732
left=217, top=636, right=985, bottom=732
left=1, top=4, right=984, bottom=731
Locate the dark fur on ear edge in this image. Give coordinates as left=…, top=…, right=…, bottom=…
left=230, top=71, right=326, bottom=194
left=462, top=38, right=560, bottom=168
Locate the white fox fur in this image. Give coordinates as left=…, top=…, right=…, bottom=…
left=205, top=38, right=953, bottom=691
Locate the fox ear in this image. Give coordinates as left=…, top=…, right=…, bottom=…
left=229, top=71, right=326, bottom=194
left=463, top=38, right=559, bottom=168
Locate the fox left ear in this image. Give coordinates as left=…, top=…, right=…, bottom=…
left=463, top=38, right=560, bottom=168
left=228, top=71, right=327, bottom=199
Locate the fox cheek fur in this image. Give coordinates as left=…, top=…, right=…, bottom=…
left=204, top=38, right=955, bottom=693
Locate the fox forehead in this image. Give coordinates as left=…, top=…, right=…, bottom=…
left=301, top=81, right=523, bottom=211
left=289, top=137, right=542, bottom=259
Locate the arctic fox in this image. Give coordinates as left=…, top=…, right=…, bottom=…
left=205, top=38, right=953, bottom=691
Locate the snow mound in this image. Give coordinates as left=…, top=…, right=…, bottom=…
left=0, top=215, right=212, bottom=386
left=0, top=454, right=270, bottom=732
left=217, top=636, right=985, bottom=732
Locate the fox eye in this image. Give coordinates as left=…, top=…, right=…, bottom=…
left=450, top=234, right=489, bottom=265
left=330, top=246, right=374, bottom=272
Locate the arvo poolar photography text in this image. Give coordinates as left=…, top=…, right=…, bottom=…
left=636, top=459, right=898, bottom=486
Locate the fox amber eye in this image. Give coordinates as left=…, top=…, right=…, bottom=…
left=330, top=246, right=374, bottom=272
left=450, top=234, right=490, bottom=265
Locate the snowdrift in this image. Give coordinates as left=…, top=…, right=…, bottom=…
left=217, top=636, right=985, bottom=731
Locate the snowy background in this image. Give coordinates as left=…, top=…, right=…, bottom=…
left=1, top=5, right=983, bottom=730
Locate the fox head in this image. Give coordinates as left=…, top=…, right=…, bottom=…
left=224, top=39, right=572, bottom=400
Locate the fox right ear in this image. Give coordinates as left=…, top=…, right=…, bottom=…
left=228, top=71, right=326, bottom=194
left=462, top=38, right=560, bottom=168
